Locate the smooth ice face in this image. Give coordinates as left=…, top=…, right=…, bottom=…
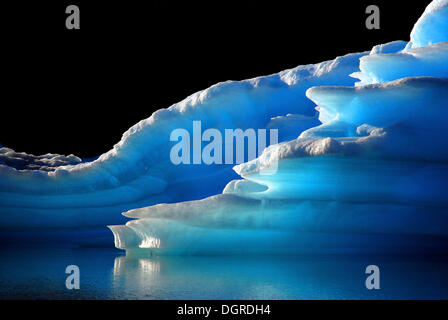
left=407, top=0, right=448, bottom=49
left=306, top=77, right=448, bottom=144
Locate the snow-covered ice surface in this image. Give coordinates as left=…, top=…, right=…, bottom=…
left=352, top=42, right=448, bottom=86
left=2, top=1, right=448, bottom=255
left=406, top=0, right=448, bottom=49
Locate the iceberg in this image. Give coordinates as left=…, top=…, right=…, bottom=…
left=2, top=0, right=448, bottom=254
left=107, top=1, right=448, bottom=254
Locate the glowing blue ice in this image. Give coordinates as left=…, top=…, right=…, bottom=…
left=406, top=0, right=448, bottom=49
left=1, top=1, right=448, bottom=252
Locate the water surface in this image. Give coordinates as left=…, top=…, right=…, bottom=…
left=1, top=247, right=447, bottom=299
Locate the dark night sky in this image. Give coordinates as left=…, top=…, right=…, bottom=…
left=0, top=0, right=431, bottom=157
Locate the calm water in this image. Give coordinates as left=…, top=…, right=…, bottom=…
left=1, top=247, right=448, bottom=299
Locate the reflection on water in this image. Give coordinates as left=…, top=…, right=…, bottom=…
left=1, top=247, right=448, bottom=299
left=112, top=254, right=162, bottom=299
left=114, top=255, right=161, bottom=276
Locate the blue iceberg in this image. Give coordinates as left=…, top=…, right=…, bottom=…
left=1, top=0, right=448, bottom=254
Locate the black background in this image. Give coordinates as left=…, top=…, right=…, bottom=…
left=0, top=0, right=446, bottom=308
left=0, top=0, right=431, bottom=158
